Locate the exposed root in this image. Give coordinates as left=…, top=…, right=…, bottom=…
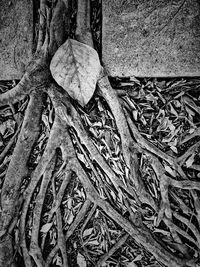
left=79, top=203, right=97, bottom=238
left=44, top=169, right=73, bottom=225
left=97, top=233, right=129, bottom=267
left=36, top=0, right=47, bottom=52
left=190, top=190, right=200, bottom=225
left=163, top=217, right=198, bottom=248
left=126, top=111, right=190, bottom=182
left=98, top=73, right=134, bottom=174
left=1, top=1, right=200, bottom=266
left=55, top=124, right=187, bottom=267
left=74, top=161, right=187, bottom=267
left=45, top=245, right=59, bottom=267
left=126, top=112, right=174, bottom=164
left=173, top=211, right=200, bottom=248
left=56, top=207, right=69, bottom=266
left=50, top=155, right=68, bottom=267
left=29, top=156, right=56, bottom=266
left=0, top=91, right=43, bottom=237
left=66, top=199, right=92, bottom=240
left=49, top=0, right=69, bottom=56
left=19, top=115, right=62, bottom=264
left=49, top=86, right=141, bottom=206
left=0, top=92, right=43, bottom=267
left=76, top=0, right=94, bottom=47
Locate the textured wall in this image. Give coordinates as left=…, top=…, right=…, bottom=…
left=102, top=0, right=200, bottom=77
left=0, top=0, right=33, bottom=80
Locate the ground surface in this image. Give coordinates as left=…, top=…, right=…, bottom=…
left=1, top=1, right=200, bottom=267
left=102, top=0, right=200, bottom=77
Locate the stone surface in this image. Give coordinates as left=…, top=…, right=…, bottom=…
left=0, top=0, right=33, bottom=80
left=102, top=0, right=200, bottom=77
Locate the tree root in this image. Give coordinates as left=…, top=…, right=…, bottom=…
left=19, top=115, right=62, bottom=265
left=163, top=217, right=198, bottom=248
left=29, top=156, right=56, bottom=266
left=49, top=87, right=141, bottom=206
left=79, top=203, right=97, bottom=239
left=44, top=169, right=73, bottom=225
left=0, top=91, right=43, bottom=235
left=173, top=211, right=200, bottom=248
left=97, top=233, right=129, bottom=267
left=51, top=100, right=187, bottom=267
left=1, top=0, right=199, bottom=266
left=51, top=176, right=69, bottom=267
left=36, top=0, right=47, bottom=53
left=73, top=159, right=187, bottom=267
left=0, top=91, right=43, bottom=267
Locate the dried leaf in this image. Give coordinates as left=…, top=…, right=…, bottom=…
left=132, top=110, right=138, bottom=121
left=40, top=222, right=53, bottom=233
left=77, top=253, right=87, bottom=267
left=87, top=239, right=99, bottom=246
left=185, top=154, right=195, bottom=168
left=0, top=119, right=15, bottom=137
left=66, top=211, right=74, bottom=225
left=133, top=254, right=143, bottom=262
left=164, top=165, right=176, bottom=177
left=170, top=146, right=178, bottom=154
left=53, top=254, right=62, bottom=266
left=83, top=228, right=93, bottom=238
left=126, top=261, right=137, bottom=267
left=0, top=123, right=6, bottom=136
left=50, top=39, right=101, bottom=106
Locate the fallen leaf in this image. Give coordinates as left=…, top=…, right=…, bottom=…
left=83, top=228, right=93, bottom=238
left=40, top=222, right=53, bottom=233
left=126, top=260, right=137, bottom=267
left=164, top=165, right=176, bottom=177
left=77, top=253, right=87, bottom=267
left=185, top=154, right=195, bottom=168
left=50, top=39, right=101, bottom=106
left=133, top=254, right=143, bottom=262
